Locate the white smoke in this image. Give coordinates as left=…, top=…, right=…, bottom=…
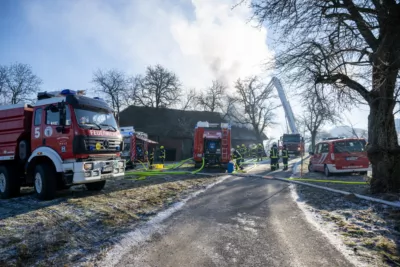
left=23, top=0, right=274, bottom=91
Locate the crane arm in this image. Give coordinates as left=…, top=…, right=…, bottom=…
left=267, top=77, right=298, bottom=134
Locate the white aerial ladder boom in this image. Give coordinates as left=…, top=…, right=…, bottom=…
left=267, top=77, right=298, bottom=134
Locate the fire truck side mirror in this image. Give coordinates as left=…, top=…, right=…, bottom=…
left=58, top=101, right=67, bottom=127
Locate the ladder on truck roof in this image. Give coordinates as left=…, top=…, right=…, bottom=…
left=266, top=77, right=298, bottom=134
left=221, top=127, right=229, bottom=160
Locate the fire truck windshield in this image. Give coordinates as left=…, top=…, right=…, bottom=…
left=75, top=108, right=118, bottom=131
left=283, top=135, right=301, bottom=142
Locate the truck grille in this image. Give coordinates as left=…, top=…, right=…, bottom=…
left=85, top=138, right=121, bottom=151
left=73, top=135, right=122, bottom=154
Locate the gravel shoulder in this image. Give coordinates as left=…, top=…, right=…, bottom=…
left=291, top=158, right=400, bottom=266
left=0, top=173, right=222, bottom=267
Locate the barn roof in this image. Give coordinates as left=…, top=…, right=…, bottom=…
left=119, top=106, right=267, bottom=141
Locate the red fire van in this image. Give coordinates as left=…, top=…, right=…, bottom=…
left=309, top=138, right=370, bottom=177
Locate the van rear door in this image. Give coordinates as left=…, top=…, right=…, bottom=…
left=333, top=140, right=368, bottom=170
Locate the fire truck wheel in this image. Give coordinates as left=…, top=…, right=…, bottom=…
left=324, top=165, right=331, bottom=177
left=0, top=166, right=20, bottom=199
left=34, top=164, right=56, bottom=200
left=85, top=181, right=106, bottom=191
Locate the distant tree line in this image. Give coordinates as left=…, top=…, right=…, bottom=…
left=0, top=62, right=276, bottom=143
left=91, top=64, right=277, bottom=143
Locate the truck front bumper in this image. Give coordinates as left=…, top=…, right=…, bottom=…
left=62, top=159, right=126, bottom=184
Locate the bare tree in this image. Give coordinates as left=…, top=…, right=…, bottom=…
left=197, top=80, right=226, bottom=112
left=1, top=63, right=42, bottom=104
left=179, top=88, right=198, bottom=111
left=92, top=69, right=127, bottom=123
left=0, top=66, right=7, bottom=104
left=136, top=64, right=182, bottom=108
left=221, top=95, right=238, bottom=121
left=343, top=114, right=369, bottom=139
left=123, top=75, right=140, bottom=107
left=300, top=88, right=339, bottom=152
left=244, top=0, right=400, bottom=193
left=232, top=76, right=278, bottom=142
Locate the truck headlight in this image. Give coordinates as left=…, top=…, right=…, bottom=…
left=118, top=161, right=125, bottom=168
left=84, top=163, right=94, bottom=170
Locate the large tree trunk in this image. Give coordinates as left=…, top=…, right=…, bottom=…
left=310, top=130, right=317, bottom=152
left=367, top=69, right=400, bottom=193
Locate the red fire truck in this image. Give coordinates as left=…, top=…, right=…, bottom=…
left=279, top=133, right=305, bottom=156
left=119, top=126, right=158, bottom=168
left=0, top=89, right=125, bottom=200
left=193, top=122, right=231, bottom=168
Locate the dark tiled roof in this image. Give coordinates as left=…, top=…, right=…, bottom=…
left=119, top=106, right=267, bottom=141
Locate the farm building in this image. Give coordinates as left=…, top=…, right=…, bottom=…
left=119, top=106, right=267, bottom=161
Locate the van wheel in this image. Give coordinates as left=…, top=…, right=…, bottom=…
left=34, top=164, right=56, bottom=200
left=308, top=163, right=314, bottom=172
left=0, top=166, right=20, bottom=199
left=324, top=165, right=331, bottom=177
left=85, top=181, right=106, bottom=191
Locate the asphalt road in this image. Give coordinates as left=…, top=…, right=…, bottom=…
left=115, top=163, right=353, bottom=267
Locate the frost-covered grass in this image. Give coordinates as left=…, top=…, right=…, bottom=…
left=0, top=174, right=220, bottom=267
left=292, top=158, right=400, bottom=266
left=294, top=184, right=400, bottom=266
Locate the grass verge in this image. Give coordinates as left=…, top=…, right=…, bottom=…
left=0, top=174, right=220, bottom=267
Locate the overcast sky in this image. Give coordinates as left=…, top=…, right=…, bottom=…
left=0, top=0, right=369, bottom=140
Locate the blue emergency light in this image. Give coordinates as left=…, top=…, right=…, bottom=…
left=60, top=89, right=76, bottom=95
left=88, top=145, right=95, bottom=151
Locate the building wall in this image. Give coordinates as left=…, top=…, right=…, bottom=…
left=148, top=135, right=192, bottom=161
left=147, top=135, right=259, bottom=161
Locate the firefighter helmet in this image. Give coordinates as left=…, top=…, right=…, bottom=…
left=242, top=144, right=245, bottom=147
left=273, top=143, right=277, bottom=147
left=160, top=146, right=164, bottom=149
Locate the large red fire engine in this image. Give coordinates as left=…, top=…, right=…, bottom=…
left=193, top=121, right=231, bottom=168
left=119, top=126, right=158, bottom=168
left=0, top=89, right=125, bottom=200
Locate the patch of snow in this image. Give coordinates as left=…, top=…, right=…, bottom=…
left=243, top=226, right=257, bottom=234
left=236, top=217, right=256, bottom=227
left=98, top=174, right=232, bottom=267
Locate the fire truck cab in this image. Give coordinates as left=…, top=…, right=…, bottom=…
left=280, top=133, right=305, bottom=156
left=193, top=121, right=231, bottom=168
left=0, top=89, right=125, bottom=200
left=119, top=126, right=158, bottom=168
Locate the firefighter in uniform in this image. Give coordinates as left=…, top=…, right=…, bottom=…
left=270, top=143, right=279, bottom=170
left=238, top=145, right=245, bottom=165
left=257, top=143, right=264, bottom=161
left=251, top=144, right=257, bottom=158
left=232, top=148, right=244, bottom=170
left=282, top=144, right=289, bottom=170
left=241, top=144, right=247, bottom=159
left=159, top=146, right=166, bottom=164
left=149, top=148, right=155, bottom=167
